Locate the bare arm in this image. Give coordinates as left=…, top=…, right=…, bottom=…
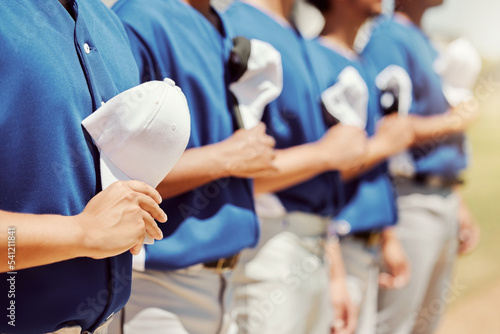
left=255, top=124, right=368, bottom=194
left=1, top=213, right=87, bottom=273
left=157, top=123, right=277, bottom=199
left=454, top=188, right=480, bottom=255
left=326, top=239, right=358, bottom=334
left=254, top=144, right=329, bottom=194
left=342, top=98, right=479, bottom=181
left=342, top=114, right=415, bottom=181
left=378, top=227, right=411, bottom=290
left=156, top=145, right=231, bottom=199
left=0, top=181, right=166, bottom=273
left=411, top=98, right=479, bottom=143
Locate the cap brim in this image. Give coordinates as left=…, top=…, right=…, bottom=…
left=100, top=152, right=133, bottom=190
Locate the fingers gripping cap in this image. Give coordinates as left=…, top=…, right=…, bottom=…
left=82, top=79, right=191, bottom=243
left=321, top=66, right=369, bottom=129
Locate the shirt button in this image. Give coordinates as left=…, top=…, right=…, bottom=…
left=163, top=78, right=176, bottom=87
left=335, top=220, right=352, bottom=236
left=84, top=43, right=90, bottom=54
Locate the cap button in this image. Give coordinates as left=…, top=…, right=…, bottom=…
left=163, top=78, right=176, bottom=87
left=84, top=43, right=90, bottom=54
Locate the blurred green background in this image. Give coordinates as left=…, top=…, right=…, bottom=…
left=436, top=61, right=500, bottom=333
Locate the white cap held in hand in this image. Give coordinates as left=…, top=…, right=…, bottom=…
left=229, top=39, right=283, bottom=130
left=434, top=37, right=482, bottom=106
left=322, top=66, right=369, bottom=129
left=82, top=79, right=191, bottom=244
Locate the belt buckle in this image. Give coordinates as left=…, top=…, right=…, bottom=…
left=416, top=173, right=463, bottom=188
left=214, top=253, right=240, bottom=274
left=427, top=175, right=443, bottom=188
left=367, top=232, right=381, bottom=248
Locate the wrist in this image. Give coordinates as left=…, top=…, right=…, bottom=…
left=381, top=227, right=398, bottom=245
left=70, top=213, right=97, bottom=259
left=311, top=141, right=336, bottom=172
left=369, top=136, right=392, bottom=161
left=207, top=143, right=234, bottom=179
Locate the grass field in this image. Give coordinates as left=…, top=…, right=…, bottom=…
left=437, top=66, right=500, bottom=333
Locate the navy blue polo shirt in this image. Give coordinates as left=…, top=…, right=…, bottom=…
left=0, top=0, right=139, bottom=333
left=113, top=0, right=259, bottom=270
left=307, top=38, right=397, bottom=232
left=223, top=1, right=341, bottom=216
left=363, top=14, right=468, bottom=177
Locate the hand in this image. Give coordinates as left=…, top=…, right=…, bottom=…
left=75, top=180, right=167, bottom=258
left=330, top=278, right=358, bottom=334
left=221, top=123, right=278, bottom=178
left=374, top=114, right=415, bottom=158
left=316, top=124, right=368, bottom=172
left=379, top=229, right=411, bottom=290
left=457, top=200, right=480, bottom=255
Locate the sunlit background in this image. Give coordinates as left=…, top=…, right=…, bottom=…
left=422, top=2, right=500, bottom=334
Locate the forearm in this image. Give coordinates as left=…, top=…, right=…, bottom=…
left=156, top=145, right=228, bottom=199
left=325, top=239, right=347, bottom=281
left=412, top=99, right=477, bottom=143
left=382, top=226, right=396, bottom=241
left=0, top=211, right=84, bottom=273
left=254, top=143, right=327, bottom=194
left=341, top=137, right=390, bottom=181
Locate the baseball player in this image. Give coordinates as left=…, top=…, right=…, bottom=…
left=112, top=0, right=279, bottom=333
left=0, top=0, right=166, bottom=333
left=223, top=1, right=371, bottom=333
left=305, top=0, right=415, bottom=333
left=362, top=0, right=481, bottom=333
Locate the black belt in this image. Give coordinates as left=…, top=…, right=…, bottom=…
left=351, top=231, right=382, bottom=247
left=203, top=253, right=240, bottom=273
left=413, top=173, right=463, bottom=187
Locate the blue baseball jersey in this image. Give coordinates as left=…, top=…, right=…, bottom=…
left=363, top=14, right=468, bottom=177
left=223, top=1, right=341, bottom=216
left=307, top=38, right=397, bottom=232
left=113, top=0, right=259, bottom=270
left=0, top=0, right=139, bottom=333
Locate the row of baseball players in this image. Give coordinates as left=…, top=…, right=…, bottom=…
left=0, top=0, right=480, bottom=333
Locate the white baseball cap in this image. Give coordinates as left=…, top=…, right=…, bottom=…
left=229, top=39, right=283, bottom=130
left=375, top=64, right=413, bottom=116
left=321, top=66, right=369, bottom=129
left=82, top=78, right=191, bottom=243
left=228, top=39, right=286, bottom=220
left=434, top=37, right=482, bottom=106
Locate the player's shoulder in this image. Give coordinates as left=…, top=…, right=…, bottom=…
left=223, top=1, right=256, bottom=18
left=113, top=0, right=188, bottom=23
left=223, top=1, right=283, bottom=36
left=80, top=0, right=131, bottom=40
left=368, top=15, right=414, bottom=48
left=113, top=0, right=201, bottom=44
left=308, top=38, right=357, bottom=67
left=304, top=37, right=324, bottom=52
